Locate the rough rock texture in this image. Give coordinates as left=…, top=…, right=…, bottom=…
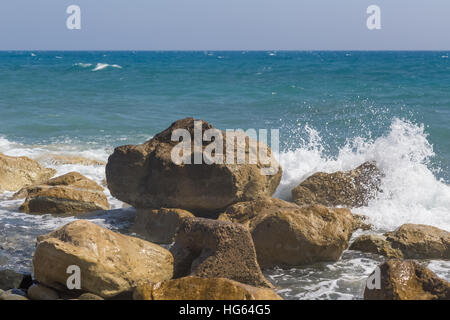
left=132, top=208, right=194, bottom=244
left=291, top=161, right=383, bottom=208
left=33, top=220, right=174, bottom=298
left=364, top=260, right=450, bottom=300
left=17, top=172, right=109, bottom=215
left=27, top=283, right=60, bottom=300
left=133, top=276, right=282, bottom=300
left=220, top=198, right=356, bottom=268
left=170, top=217, right=272, bottom=288
left=106, top=118, right=282, bottom=215
left=0, top=153, right=55, bottom=193
left=36, top=154, right=106, bottom=166
left=350, top=234, right=403, bottom=258
left=385, top=224, right=450, bottom=260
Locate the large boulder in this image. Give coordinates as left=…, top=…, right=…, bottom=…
left=131, top=208, right=194, bottom=244
left=364, top=259, right=450, bottom=300
left=33, top=220, right=174, bottom=298
left=219, top=198, right=356, bottom=268
left=106, top=118, right=282, bottom=216
left=170, top=217, right=272, bottom=288
left=17, top=172, right=109, bottom=215
left=291, top=162, right=382, bottom=208
left=385, top=224, right=450, bottom=260
left=133, top=276, right=282, bottom=300
left=0, top=153, right=55, bottom=193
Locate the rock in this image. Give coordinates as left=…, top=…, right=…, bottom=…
left=33, top=220, right=174, bottom=298
left=133, top=276, right=282, bottom=300
left=291, top=161, right=383, bottom=208
left=385, top=224, right=450, bottom=260
left=132, top=208, right=194, bottom=244
left=106, top=118, right=282, bottom=216
left=350, top=234, right=403, bottom=258
left=170, top=217, right=272, bottom=288
left=0, top=288, right=27, bottom=300
left=0, top=153, right=55, bottom=193
left=220, top=198, right=356, bottom=268
left=364, top=259, right=450, bottom=300
left=0, top=269, right=28, bottom=290
left=16, top=172, right=109, bottom=215
left=77, top=293, right=104, bottom=300
left=36, top=154, right=106, bottom=166
left=27, top=283, right=59, bottom=300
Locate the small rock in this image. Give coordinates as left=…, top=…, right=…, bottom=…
left=27, top=283, right=59, bottom=300
left=350, top=234, right=403, bottom=258
left=0, top=269, right=27, bottom=290
left=0, top=288, right=27, bottom=300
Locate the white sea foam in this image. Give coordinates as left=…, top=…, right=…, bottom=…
left=274, top=118, right=450, bottom=232
left=73, top=62, right=92, bottom=68
left=92, top=63, right=122, bottom=71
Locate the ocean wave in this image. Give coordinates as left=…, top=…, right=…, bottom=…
left=274, top=118, right=450, bottom=232
left=73, top=62, right=92, bottom=68
left=92, top=63, right=122, bottom=72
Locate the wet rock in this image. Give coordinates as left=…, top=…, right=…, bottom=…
left=132, top=208, right=194, bottom=244
left=170, top=217, right=272, bottom=288
left=220, top=198, right=356, bottom=268
left=33, top=220, right=173, bottom=298
left=27, top=283, right=60, bottom=300
left=350, top=234, right=403, bottom=258
left=291, top=161, right=383, bottom=208
left=134, top=276, right=282, bottom=300
left=364, top=259, right=450, bottom=300
left=0, top=152, right=55, bottom=193
left=106, top=118, right=282, bottom=216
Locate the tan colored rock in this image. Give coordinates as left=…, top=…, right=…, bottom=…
left=385, top=224, right=450, bottom=260
left=350, top=234, right=403, bottom=258
left=291, top=162, right=383, bottom=208
left=27, top=283, right=59, bottom=300
left=33, top=220, right=174, bottom=298
left=134, top=276, right=282, bottom=300
left=106, top=118, right=282, bottom=216
left=364, top=259, right=450, bottom=300
left=220, top=198, right=356, bottom=268
left=132, top=208, right=194, bottom=244
left=170, top=217, right=272, bottom=288
left=0, top=153, right=55, bottom=193
left=37, top=154, right=106, bottom=166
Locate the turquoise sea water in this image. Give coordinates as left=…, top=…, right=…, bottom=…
left=0, top=51, right=449, bottom=299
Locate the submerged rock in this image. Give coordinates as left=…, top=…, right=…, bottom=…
left=133, top=276, right=282, bottom=300
left=106, top=118, right=282, bottom=216
left=0, top=152, right=55, bottom=193
left=33, top=220, right=173, bottom=298
left=291, top=161, right=382, bottom=208
left=220, top=198, right=356, bottom=268
left=17, top=172, right=109, bottom=215
left=170, top=217, right=272, bottom=288
left=132, top=208, right=194, bottom=244
left=364, top=259, right=450, bottom=300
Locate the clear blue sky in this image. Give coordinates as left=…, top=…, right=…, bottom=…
left=1, top=0, right=449, bottom=50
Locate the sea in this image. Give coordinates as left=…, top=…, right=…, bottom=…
left=0, top=51, right=449, bottom=299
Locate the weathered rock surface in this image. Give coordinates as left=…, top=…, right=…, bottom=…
left=291, top=161, right=383, bottom=208
left=364, top=259, right=450, bottom=300
left=132, top=208, right=194, bottom=244
left=106, top=118, right=282, bottom=215
left=33, top=220, right=174, bottom=298
left=27, top=283, right=60, bottom=300
left=133, top=276, right=282, bottom=300
left=385, top=224, right=450, bottom=260
left=350, top=234, right=403, bottom=258
left=220, top=198, right=356, bottom=268
left=170, top=217, right=272, bottom=288
left=0, top=153, right=55, bottom=193
left=16, top=172, right=109, bottom=215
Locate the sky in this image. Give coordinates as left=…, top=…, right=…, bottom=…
left=1, top=0, right=449, bottom=50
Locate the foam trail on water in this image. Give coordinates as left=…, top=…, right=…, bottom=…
left=274, top=118, right=450, bottom=232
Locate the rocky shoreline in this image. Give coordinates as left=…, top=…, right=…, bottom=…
left=0, top=118, right=449, bottom=300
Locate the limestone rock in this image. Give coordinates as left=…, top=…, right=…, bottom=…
left=132, top=208, right=194, bottom=244
left=0, top=153, right=55, bottom=192
left=134, top=276, right=282, bottom=300
left=106, top=118, right=282, bottom=216
left=364, top=259, right=450, bottom=300
left=291, top=162, right=382, bottom=208
left=170, top=217, right=272, bottom=288
left=33, top=220, right=174, bottom=298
